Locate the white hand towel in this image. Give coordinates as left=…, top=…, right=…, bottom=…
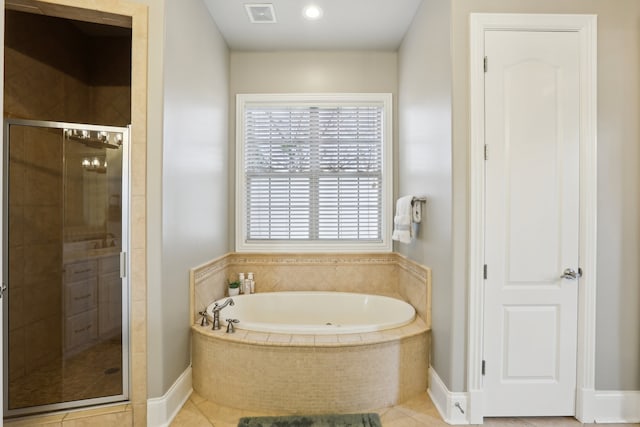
left=391, top=195, right=414, bottom=244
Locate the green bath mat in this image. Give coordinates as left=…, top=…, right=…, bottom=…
left=238, top=413, right=382, bottom=427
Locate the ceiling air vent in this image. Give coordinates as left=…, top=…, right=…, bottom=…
left=245, top=3, right=277, bottom=24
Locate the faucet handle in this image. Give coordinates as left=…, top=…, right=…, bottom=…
left=198, top=309, right=209, bottom=327
left=225, top=318, right=239, bottom=333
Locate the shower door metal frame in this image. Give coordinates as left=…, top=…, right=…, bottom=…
left=2, top=118, right=131, bottom=417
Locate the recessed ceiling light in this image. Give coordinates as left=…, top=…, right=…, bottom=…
left=303, top=5, right=323, bottom=20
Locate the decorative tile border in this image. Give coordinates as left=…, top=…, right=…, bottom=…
left=192, top=253, right=232, bottom=282
left=230, top=253, right=398, bottom=266
left=396, top=253, right=430, bottom=282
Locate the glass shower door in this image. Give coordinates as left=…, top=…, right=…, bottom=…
left=3, top=119, right=129, bottom=416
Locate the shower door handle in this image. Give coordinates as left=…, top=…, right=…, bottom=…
left=120, top=252, right=127, bottom=278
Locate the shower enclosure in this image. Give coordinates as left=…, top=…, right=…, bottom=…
left=3, top=119, right=129, bottom=416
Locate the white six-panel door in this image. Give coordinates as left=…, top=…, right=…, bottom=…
left=483, top=30, right=581, bottom=416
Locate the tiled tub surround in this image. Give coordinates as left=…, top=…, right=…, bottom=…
left=190, top=253, right=431, bottom=413
left=190, top=253, right=431, bottom=327
left=192, top=318, right=429, bottom=413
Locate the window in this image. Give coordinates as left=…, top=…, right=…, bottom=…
left=236, top=93, right=393, bottom=252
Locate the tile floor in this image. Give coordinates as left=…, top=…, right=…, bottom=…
left=8, top=336, right=122, bottom=410
left=171, top=391, right=640, bottom=427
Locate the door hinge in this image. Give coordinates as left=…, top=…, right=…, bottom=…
left=482, top=360, right=486, bottom=375
left=483, top=264, right=487, bottom=280
left=484, top=144, right=488, bottom=160
left=484, top=56, right=488, bottom=73
left=0, top=282, right=6, bottom=299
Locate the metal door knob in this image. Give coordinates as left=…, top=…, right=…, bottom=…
left=561, top=268, right=582, bottom=280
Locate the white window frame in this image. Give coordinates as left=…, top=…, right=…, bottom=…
left=236, top=93, right=393, bottom=253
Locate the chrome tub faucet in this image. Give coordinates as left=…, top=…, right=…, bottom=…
left=211, top=298, right=235, bottom=330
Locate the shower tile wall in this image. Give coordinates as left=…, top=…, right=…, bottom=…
left=4, top=10, right=131, bottom=126
left=88, top=36, right=132, bottom=127
left=4, top=9, right=131, bottom=405
left=8, top=125, right=63, bottom=382
left=4, top=10, right=91, bottom=123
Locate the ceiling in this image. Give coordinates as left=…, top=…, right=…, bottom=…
left=203, top=0, right=423, bottom=51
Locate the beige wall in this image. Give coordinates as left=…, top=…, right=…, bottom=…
left=397, top=0, right=457, bottom=390
left=228, top=51, right=398, bottom=249
left=230, top=51, right=398, bottom=93
left=146, top=0, right=231, bottom=399
left=451, top=0, right=640, bottom=391
left=128, top=0, right=165, bottom=409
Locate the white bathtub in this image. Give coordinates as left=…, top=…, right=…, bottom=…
left=207, top=291, right=415, bottom=334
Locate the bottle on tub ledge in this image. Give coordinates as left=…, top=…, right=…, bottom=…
left=244, top=272, right=253, bottom=295
left=247, top=272, right=255, bottom=294
left=238, top=272, right=245, bottom=295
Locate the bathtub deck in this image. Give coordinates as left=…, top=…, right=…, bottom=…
left=191, top=316, right=428, bottom=347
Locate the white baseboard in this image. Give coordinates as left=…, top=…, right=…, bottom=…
left=147, top=366, right=193, bottom=427
left=428, top=367, right=469, bottom=425
left=576, top=387, right=596, bottom=422
left=469, top=385, right=639, bottom=424
left=591, top=390, right=640, bottom=423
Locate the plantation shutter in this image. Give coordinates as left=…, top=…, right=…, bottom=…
left=244, top=104, right=383, bottom=242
